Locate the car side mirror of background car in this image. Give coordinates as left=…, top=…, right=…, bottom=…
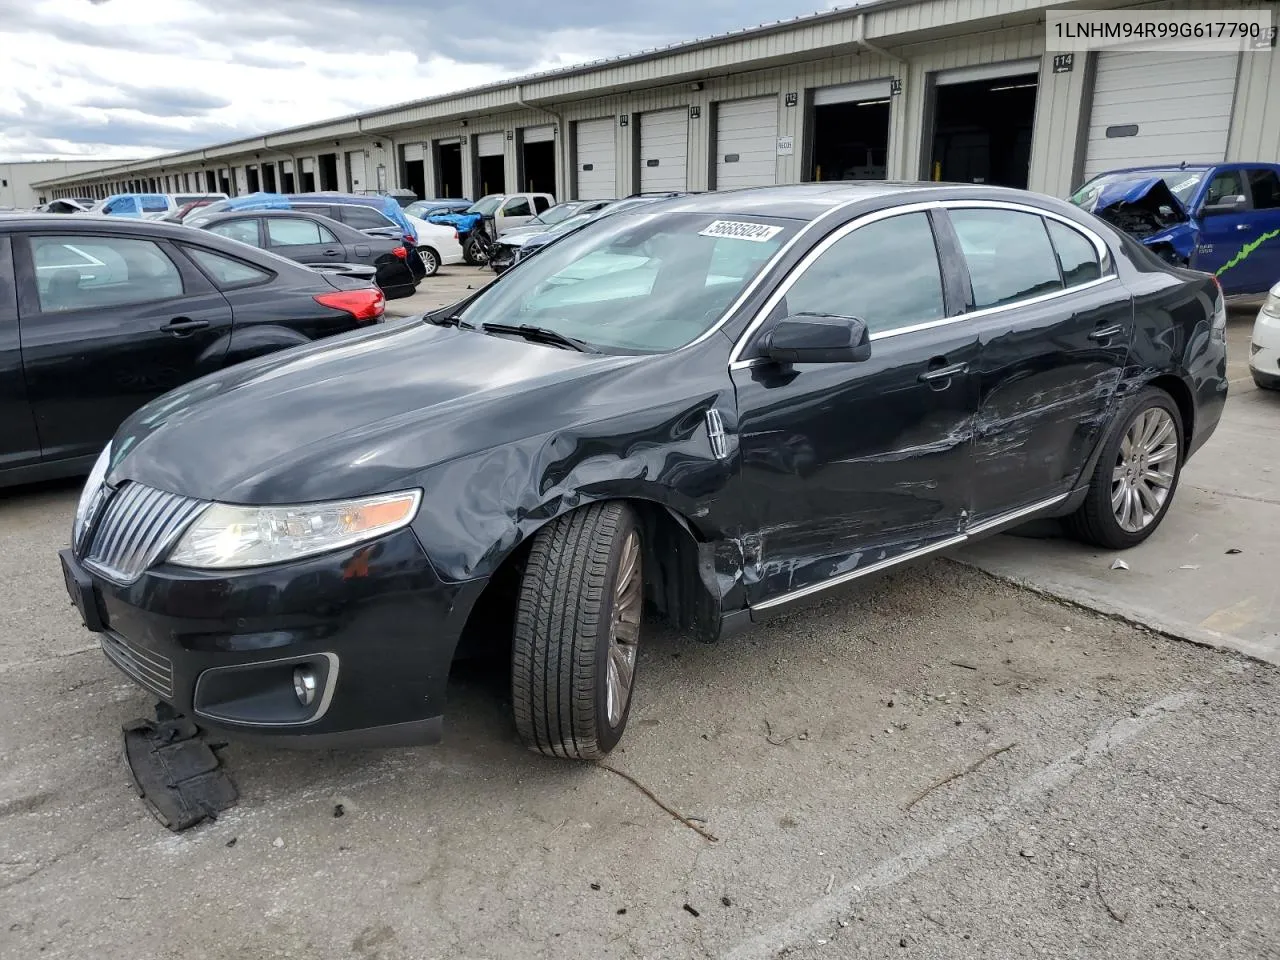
left=762, top=313, right=872, bottom=364
left=1201, top=195, right=1247, bottom=216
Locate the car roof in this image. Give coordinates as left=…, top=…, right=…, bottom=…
left=1089, top=164, right=1214, bottom=176
left=0, top=213, right=196, bottom=233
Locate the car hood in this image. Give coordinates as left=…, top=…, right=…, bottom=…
left=497, top=224, right=546, bottom=240
left=1074, top=176, right=1189, bottom=220
left=110, top=320, right=643, bottom=504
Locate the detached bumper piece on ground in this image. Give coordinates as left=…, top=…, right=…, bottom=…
left=122, top=705, right=238, bottom=831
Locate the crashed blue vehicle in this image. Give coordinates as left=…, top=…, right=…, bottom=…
left=1071, top=162, right=1280, bottom=296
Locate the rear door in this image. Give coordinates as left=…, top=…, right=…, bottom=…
left=205, top=217, right=264, bottom=249
left=0, top=234, right=42, bottom=473
left=13, top=230, right=233, bottom=463
left=264, top=216, right=346, bottom=265
left=497, top=195, right=535, bottom=234
left=942, top=204, right=1131, bottom=521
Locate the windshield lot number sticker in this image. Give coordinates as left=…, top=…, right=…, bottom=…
left=699, top=221, right=783, bottom=243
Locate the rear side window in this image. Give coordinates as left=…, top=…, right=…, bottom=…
left=31, top=235, right=183, bottom=312
left=208, top=219, right=261, bottom=247
left=339, top=206, right=393, bottom=229
left=1247, top=168, right=1280, bottom=210
left=783, top=212, right=945, bottom=335
left=534, top=196, right=551, bottom=214
left=949, top=209, right=1063, bottom=309
left=267, top=218, right=337, bottom=246
left=1046, top=220, right=1102, bottom=287
left=185, top=248, right=271, bottom=288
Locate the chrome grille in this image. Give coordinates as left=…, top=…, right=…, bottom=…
left=100, top=630, right=174, bottom=698
left=83, top=482, right=207, bottom=583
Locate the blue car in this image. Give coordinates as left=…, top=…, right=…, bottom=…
left=1071, top=162, right=1280, bottom=296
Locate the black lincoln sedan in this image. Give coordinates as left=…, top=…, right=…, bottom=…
left=59, top=184, right=1227, bottom=759
left=1, top=215, right=385, bottom=488
left=193, top=209, right=425, bottom=299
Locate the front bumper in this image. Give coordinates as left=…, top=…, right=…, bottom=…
left=1250, top=306, right=1280, bottom=386
left=60, top=528, right=485, bottom=747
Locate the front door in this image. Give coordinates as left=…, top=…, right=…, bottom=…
left=1191, top=166, right=1270, bottom=294
left=1219, top=167, right=1280, bottom=295
left=729, top=209, right=977, bottom=609
left=0, top=235, right=42, bottom=473
left=942, top=206, right=1131, bottom=519
left=14, top=231, right=233, bottom=462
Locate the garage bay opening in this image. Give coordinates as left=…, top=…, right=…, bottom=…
left=520, top=127, right=556, bottom=195
left=435, top=141, right=463, bottom=198
left=475, top=133, right=506, bottom=196
left=318, top=153, right=339, bottom=191
left=808, top=81, right=891, bottom=181
left=402, top=143, right=426, bottom=199
left=928, top=61, right=1038, bottom=188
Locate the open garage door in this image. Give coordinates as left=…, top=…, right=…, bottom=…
left=402, top=143, right=426, bottom=199
left=809, top=79, right=891, bottom=181
left=929, top=59, right=1039, bottom=189
left=520, top=125, right=556, bottom=196
left=575, top=118, right=616, bottom=200
left=1082, top=52, right=1238, bottom=180
left=475, top=132, right=506, bottom=196
left=640, top=108, right=689, bottom=194
left=435, top=139, right=463, bottom=198
left=714, top=96, right=778, bottom=189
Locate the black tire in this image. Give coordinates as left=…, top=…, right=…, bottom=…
left=419, top=247, right=439, bottom=277
left=1064, top=387, right=1184, bottom=550
left=463, top=235, right=489, bottom=266
left=512, top=502, right=643, bottom=760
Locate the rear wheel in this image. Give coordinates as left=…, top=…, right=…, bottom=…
left=511, top=503, right=643, bottom=760
left=1065, top=387, right=1183, bottom=549
left=419, top=247, right=439, bottom=277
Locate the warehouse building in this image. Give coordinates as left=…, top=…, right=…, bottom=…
left=32, top=0, right=1280, bottom=205
left=1, top=159, right=134, bottom=208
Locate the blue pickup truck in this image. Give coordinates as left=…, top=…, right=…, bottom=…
left=1070, top=162, right=1280, bottom=297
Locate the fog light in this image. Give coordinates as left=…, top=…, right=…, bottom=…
left=292, top=666, right=317, bottom=706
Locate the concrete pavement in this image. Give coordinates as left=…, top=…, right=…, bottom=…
left=959, top=312, right=1280, bottom=665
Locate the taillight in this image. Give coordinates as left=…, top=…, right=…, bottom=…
left=453, top=229, right=459, bottom=241
left=313, top=288, right=385, bottom=323
left=1210, top=275, right=1226, bottom=342
left=392, top=246, right=408, bottom=259
left=402, top=235, right=414, bottom=246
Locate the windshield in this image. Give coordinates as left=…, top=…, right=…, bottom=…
left=468, top=196, right=503, bottom=216
left=532, top=203, right=583, bottom=226
left=1071, top=169, right=1206, bottom=208
left=457, top=210, right=795, bottom=354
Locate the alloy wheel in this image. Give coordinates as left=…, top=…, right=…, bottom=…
left=605, top=530, right=642, bottom=728
left=1111, top=407, right=1177, bottom=533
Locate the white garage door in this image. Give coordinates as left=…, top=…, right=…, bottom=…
left=640, top=108, right=689, bottom=193
left=575, top=118, right=616, bottom=200
left=714, top=96, right=778, bottom=190
left=1083, top=51, right=1239, bottom=179
left=476, top=132, right=504, bottom=157
left=523, top=125, right=554, bottom=144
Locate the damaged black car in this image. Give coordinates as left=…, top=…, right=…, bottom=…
left=60, top=184, right=1227, bottom=760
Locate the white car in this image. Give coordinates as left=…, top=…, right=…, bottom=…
left=468, top=193, right=556, bottom=236
left=406, top=214, right=463, bottom=272
left=1250, top=280, right=1280, bottom=390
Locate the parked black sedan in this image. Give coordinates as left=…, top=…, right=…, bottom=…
left=1, top=215, right=385, bottom=487
left=194, top=209, right=424, bottom=300
left=60, top=184, right=1226, bottom=759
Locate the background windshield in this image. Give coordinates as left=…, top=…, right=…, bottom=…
left=534, top=203, right=584, bottom=226
left=1072, top=170, right=1205, bottom=207
left=459, top=210, right=794, bottom=353
left=469, top=196, right=503, bottom=215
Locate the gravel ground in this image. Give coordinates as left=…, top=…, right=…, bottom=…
left=1, top=485, right=1276, bottom=960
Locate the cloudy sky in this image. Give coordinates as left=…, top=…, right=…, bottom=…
left=0, top=0, right=846, bottom=162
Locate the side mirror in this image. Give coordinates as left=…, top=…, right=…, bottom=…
left=1201, top=194, right=1246, bottom=216
left=762, top=313, right=872, bottom=364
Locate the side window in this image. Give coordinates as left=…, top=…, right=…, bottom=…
left=340, top=206, right=393, bottom=229
left=949, top=209, right=1063, bottom=309
left=266, top=218, right=334, bottom=246
left=185, top=248, right=271, bottom=288
left=208, top=219, right=261, bottom=247
left=31, top=236, right=184, bottom=313
left=782, top=212, right=945, bottom=335
left=1046, top=220, right=1102, bottom=287
left=1246, top=168, right=1280, bottom=210
left=140, top=196, right=170, bottom=213
left=503, top=197, right=533, bottom=217
left=1205, top=170, right=1246, bottom=206
left=533, top=196, right=551, bottom=214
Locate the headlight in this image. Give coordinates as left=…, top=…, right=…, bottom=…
left=73, top=444, right=112, bottom=550
left=167, top=490, right=421, bottom=570
left=1262, top=284, right=1280, bottom=319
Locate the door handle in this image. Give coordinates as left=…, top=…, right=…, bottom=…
left=162, top=317, right=210, bottom=335
left=1088, top=324, right=1125, bottom=342
left=918, top=361, right=968, bottom=385
left=323, top=248, right=342, bottom=256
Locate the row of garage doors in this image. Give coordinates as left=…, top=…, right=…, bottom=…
left=567, top=49, right=1240, bottom=197
left=574, top=97, right=782, bottom=199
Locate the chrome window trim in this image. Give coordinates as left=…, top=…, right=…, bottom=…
left=751, top=492, right=1069, bottom=612
left=728, top=199, right=1117, bottom=367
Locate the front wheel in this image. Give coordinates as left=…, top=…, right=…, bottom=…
left=1065, top=387, right=1183, bottom=549
left=512, top=503, right=643, bottom=760
left=419, top=247, right=439, bottom=277
left=463, top=235, right=490, bottom=266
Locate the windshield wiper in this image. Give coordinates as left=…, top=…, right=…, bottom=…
left=479, top=322, right=598, bottom=353
left=429, top=313, right=476, bottom=329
